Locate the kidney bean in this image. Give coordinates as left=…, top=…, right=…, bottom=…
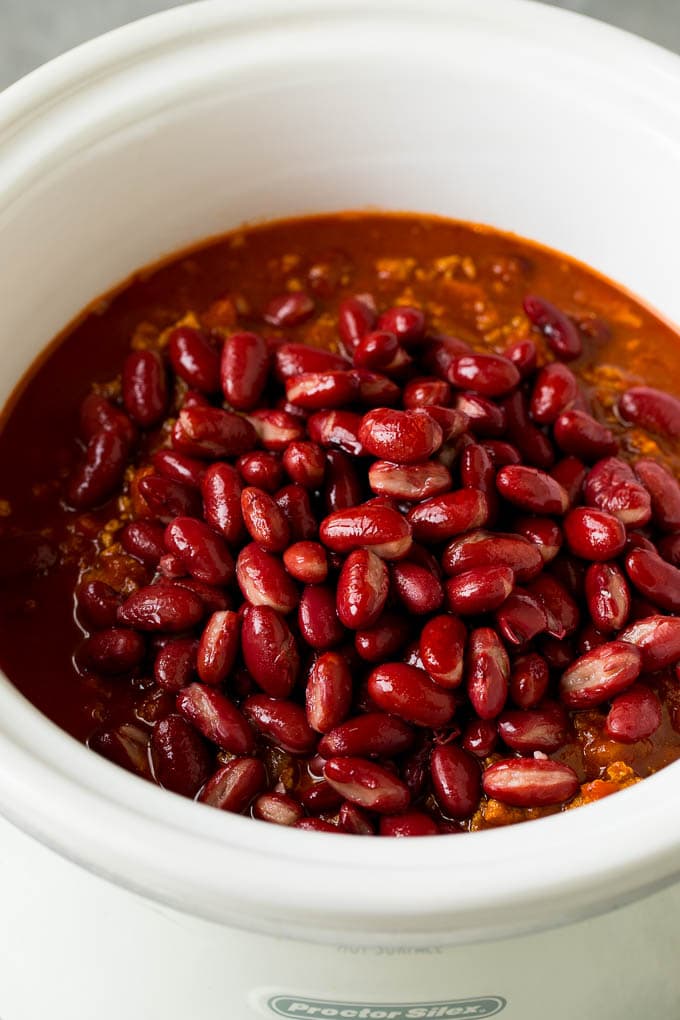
left=391, top=561, right=444, bottom=616
left=443, top=530, right=542, bottom=582
left=481, top=440, right=521, bottom=467
left=76, top=579, right=121, bottom=629
left=505, top=338, right=537, bottom=379
left=67, top=428, right=128, bottom=509
left=625, top=546, right=680, bottom=612
left=168, top=325, right=221, bottom=394
left=90, top=722, right=151, bottom=778
left=324, top=757, right=410, bottom=814
left=122, top=350, right=167, bottom=427
left=407, top=489, right=488, bottom=544
left=454, top=392, right=506, bottom=437
left=237, top=486, right=290, bottom=554
left=335, top=549, right=389, bottom=630
left=402, top=377, right=451, bottom=409
left=353, top=329, right=399, bottom=372
left=583, top=456, right=651, bottom=527
left=466, top=628, right=509, bottom=720
left=618, top=385, right=680, bottom=439
left=446, top=565, right=514, bottom=615
left=494, top=588, right=548, bottom=646
left=368, top=663, right=455, bottom=727
left=283, top=541, right=328, bottom=584
left=274, top=342, right=349, bottom=381
left=253, top=792, right=303, bottom=827
left=448, top=353, right=519, bottom=398
left=151, top=450, right=204, bottom=491
left=220, top=331, right=270, bottom=410
left=296, top=584, right=344, bottom=650
left=320, top=505, right=411, bottom=560
left=605, top=685, right=663, bottom=743
left=338, top=295, right=376, bottom=352
left=430, top=745, right=481, bottom=819
left=237, top=452, right=284, bottom=494
left=150, top=715, right=212, bottom=797
left=496, top=465, right=568, bottom=515
left=79, top=627, right=145, bottom=675
left=354, top=613, right=410, bottom=662
left=659, top=532, right=680, bottom=567
left=523, top=294, right=582, bottom=360
left=240, top=604, right=300, bottom=697
left=306, top=651, right=353, bottom=733
left=177, top=683, right=256, bottom=754
left=247, top=408, right=305, bottom=451
left=164, top=517, right=233, bottom=585
left=200, top=463, right=244, bottom=545
left=509, top=652, right=550, bottom=709
left=308, top=410, right=364, bottom=457
left=243, top=695, right=317, bottom=755
left=285, top=371, right=358, bottom=410
left=295, top=818, right=339, bottom=833
left=424, top=406, right=470, bottom=445
left=195, top=610, right=239, bottom=687
left=275, top=484, right=317, bottom=541
left=563, top=507, right=626, bottom=561
left=482, top=758, right=579, bottom=807
left=199, top=758, right=266, bottom=813
left=358, top=407, right=444, bottom=466
left=174, top=578, right=231, bottom=613
left=584, top=562, right=630, bottom=633
left=319, top=712, right=414, bottom=759
left=513, top=516, right=562, bottom=564
left=335, top=802, right=374, bottom=835
left=529, top=363, right=578, bottom=424
left=498, top=702, right=569, bottom=753
left=368, top=460, right=452, bottom=503
left=118, top=583, right=204, bottom=631
left=79, top=393, right=136, bottom=447
left=551, top=456, right=587, bottom=506
left=351, top=369, right=402, bottom=407
left=525, top=574, right=580, bottom=639
left=539, top=635, right=575, bottom=671
left=263, top=290, right=314, bottom=326
left=634, top=459, right=680, bottom=532
left=159, top=553, right=187, bottom=579
left=559, top=641, right=642, bottom=708
left=283, top=441, right=326, bottom=489
left=577, top=622, right=609, bottom=654
left=620, top=615, right=680, bottom=671
left=462, top=719, right=498, bottom=758
left=154, top=637, right=197, bottom=690
left=138, top=474, right=201, bottom=522
left=548, top=552, right=586, bottom=600
left=377, top=305, right=425, bottom=344
left=501, top=390, right=556, bottom=470
left=302, top=780, right=347, bottom=814
left=380, top=812, right=439, bottom=837
left=553, top=410, right=618, bottom=461
left=418, top=615, right=466, bottom=689
left=236, top=543, right=299, bottom=614
left=174, top=406, right=256, bottom=459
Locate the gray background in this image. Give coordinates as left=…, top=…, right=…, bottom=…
left=1, top=0, right=679, bottom=90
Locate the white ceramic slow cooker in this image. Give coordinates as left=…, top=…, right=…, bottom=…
left=1, top=2, right=680, bottom=1017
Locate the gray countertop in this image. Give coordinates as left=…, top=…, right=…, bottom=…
left=1, top=0, right=679, bottom=90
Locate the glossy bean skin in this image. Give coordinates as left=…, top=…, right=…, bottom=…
left=155, top=637, right=198, bottom=690
left=368, top=663, right=456, bottom=727
left=563, top=507, right=626, bottom=561
left=619, top=615, right=680, bottom=671
left=530, top=363, right=578, bottom=424
left=604, top=685, right=663, bottom=743
left=275, top=342, right=349, bottom=381
left=448, top=353, right=520, bottom=398
left=120, top=519, right=170, bottom=566
left=306, top=652, right=353, bottom=733
left=283, top=541, right=329, bottom=584
left=445, top=565, right=514, bottom=616
left=318, top=713, right=415, bottom=759
left=625, top=547, right=680, bottom=612
left=201, top=463, right=245, bottom=544
left=67, top=429, right=128, bottom=509
left=122, top=350, right=168, bottom=427
left=559, top=641, right=642, bottom=708
left=221, top=331, right=270, bottom=410
left=243, top=695, right=317, bottom=755
left=241, top=605, right=300, bottom=697
left=236, top=543, right=299, bottom=614
left=496, top=465, right=568, bottom=515
left=150, top=715, right=212, bottom=797
left=482, top=758, right=579, bottom=807
left=523, top=294, right=582, bottom=361
left=443, top=530, right=542, bottom=583
left=498, top=702, right=570, bottom=753
left=198, top=758, right=266, bottom=812
left=118, top=583, right=205, bottom=632
left=430, top=745, right=481, bottom=819
left=354, top=614, right=411, bottom=663
left=419, top=615, right=467, bottom=688
left=320, top=506, right=412, bottom=560
left=466, top=628, right=510, bottom=720
left=241, top=486, right=291, bottom=552
left=368, top=460, right=452, bottom=502
left=165, top=516, right=234, bottom=585
left=264, top=291, right=315, bottom=327
left=379, top=812, right=439, bottom=837
left=336, top=549, right=389, bottom=629
left=174, top=406, right=256, bottom=459
left=168, top=326, right=221, bottom=394
left=391, top=561, right=444, bottom=615
left=584, top=562, right=630, bottom=632
left=298, top=585, right=345, bottom=649
left=583, top=457, right=651, bottom=528
left=358, top=408, right=443, bottom=464
left=509, top=653, right=550, bottom=709
left=634, top=458, right=680, bottom=531
left=407, top=489, right=488, bottom=543
left=324, top=757, right=410, bottom=814
left=177, top=684, right=255, bottom=754
left=618, top=386, right=680, bottom=439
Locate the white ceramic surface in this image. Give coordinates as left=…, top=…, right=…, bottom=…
left=1, top=1, right=680, bottom=1015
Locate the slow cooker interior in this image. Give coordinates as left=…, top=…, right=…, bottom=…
left=1, top=0, right=680, bottom=943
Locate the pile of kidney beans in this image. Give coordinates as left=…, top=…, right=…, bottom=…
left=71, top=288, right=680, bottom=835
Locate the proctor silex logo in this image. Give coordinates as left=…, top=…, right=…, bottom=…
left=267, top=996, right=506, bottom=1019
